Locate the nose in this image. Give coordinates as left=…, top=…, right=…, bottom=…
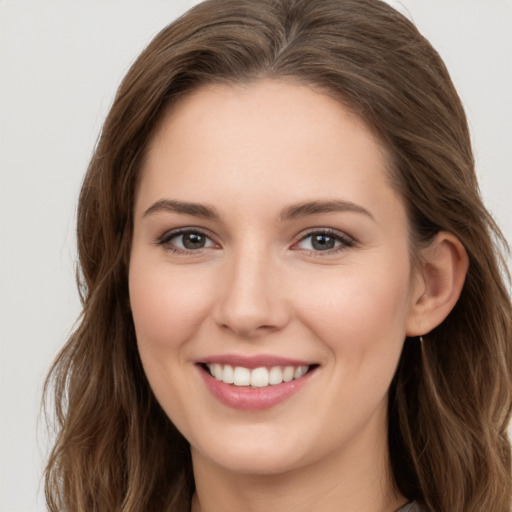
left=213, top=247, right=290, bottom=339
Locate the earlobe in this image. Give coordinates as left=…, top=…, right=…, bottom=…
left=406, top=232, right=469, bottom=337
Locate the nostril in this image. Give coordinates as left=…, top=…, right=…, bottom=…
left=216, top=320, right=283, bottom=339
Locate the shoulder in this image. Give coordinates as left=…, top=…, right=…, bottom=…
left=396, top=502, right=425, bottom=512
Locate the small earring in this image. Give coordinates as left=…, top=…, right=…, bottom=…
left=419, top=335, right=424, bottom=343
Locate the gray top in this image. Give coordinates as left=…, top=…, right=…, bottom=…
left=396, top=502, right=423, bottom=512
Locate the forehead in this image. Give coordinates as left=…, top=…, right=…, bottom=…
left=137, top=79, right=402, bottom=225
left=151, top=80, right=389, bottom=158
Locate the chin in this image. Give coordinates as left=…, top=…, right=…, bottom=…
left=190, top=426, right=312, bottom=476
left=195, top=449, right=304, bottom=476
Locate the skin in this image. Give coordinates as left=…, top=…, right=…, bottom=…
left=129, top=80, right=468, bottom=512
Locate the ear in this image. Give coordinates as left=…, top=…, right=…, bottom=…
left=406, top=232, right=469, bottom=337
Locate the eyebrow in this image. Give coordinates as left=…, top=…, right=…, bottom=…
left=279, top=200, right=374, bottom=222
left=143, top=199, right=220, bottom=219
left=143, top=198, right=374, bottom=222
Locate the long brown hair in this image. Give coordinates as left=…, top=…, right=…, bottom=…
left=44, top=1, right=512, bottom=510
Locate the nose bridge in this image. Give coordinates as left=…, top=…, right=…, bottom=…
left=214, top=240, right=287, bottom=337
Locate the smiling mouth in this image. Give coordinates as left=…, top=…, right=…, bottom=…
left=201, top=363, right=317, bottom=388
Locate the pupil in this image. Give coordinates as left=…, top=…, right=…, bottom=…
left=312, top=234, right=335, bottom=250
left=183, top=233, right=205, bottom=249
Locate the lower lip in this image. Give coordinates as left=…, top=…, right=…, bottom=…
left=198, top=367, right=315, bottom=410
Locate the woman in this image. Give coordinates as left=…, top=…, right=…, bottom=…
left=44, top=0, right=512, bottom=511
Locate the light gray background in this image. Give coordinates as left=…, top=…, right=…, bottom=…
left=1, top=1, right=511, bottom=510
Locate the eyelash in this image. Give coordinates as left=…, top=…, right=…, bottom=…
left=156, top=227, right=355, bottom=256
left=292, top=228, right=355, bottom=256
left=156, top=228, right=218, bottom=255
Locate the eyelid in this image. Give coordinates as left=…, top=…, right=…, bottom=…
left=291, top=228, right=355, bottom=254
left=156, top=227, right=220, bottom=253
left=155, top=226, right=355, bottom=256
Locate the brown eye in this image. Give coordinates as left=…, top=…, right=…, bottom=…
left=180, top=232, right=207, bottom=249
left=159, top=229, right=217, bottom=252
left=310, top=234, right=336, bottom=251
left=295, top=230, right=353, bottom=253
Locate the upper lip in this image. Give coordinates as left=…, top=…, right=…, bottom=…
left=198, top=354, right=315, bottom=369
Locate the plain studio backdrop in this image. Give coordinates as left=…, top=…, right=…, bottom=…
left=1, top=1, right=511, bottom=510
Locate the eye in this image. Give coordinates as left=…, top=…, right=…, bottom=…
left=157, top=229, right=217, bottom=253
left=293, top=229, right=354, bottom=253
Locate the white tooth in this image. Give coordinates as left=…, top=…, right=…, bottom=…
left=294, top=365, right=308, bottom=379
left=269, top=366, right=284, bottom=385
left=223, top=364, right=234, bottom=384
left=212, top=363, right=223, bottom=380
left=233, top=366, right=251, bottom=386
left=251, top=367, right=269, bottom=387
left=207, top=364, right=215, bottom=377
left=283, top=366, right=295, bottom=382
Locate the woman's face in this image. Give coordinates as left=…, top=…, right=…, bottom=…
left=129, top=80, right=423, bottom=476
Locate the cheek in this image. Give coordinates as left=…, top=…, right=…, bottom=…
left=294, top=259, right=412, bottom=358
left=128, top=260, right=212, bottom=355
left=128, top=259, right=216, bottom=427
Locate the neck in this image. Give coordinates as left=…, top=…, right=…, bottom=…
left=190, top=409, right=406, bottom=512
